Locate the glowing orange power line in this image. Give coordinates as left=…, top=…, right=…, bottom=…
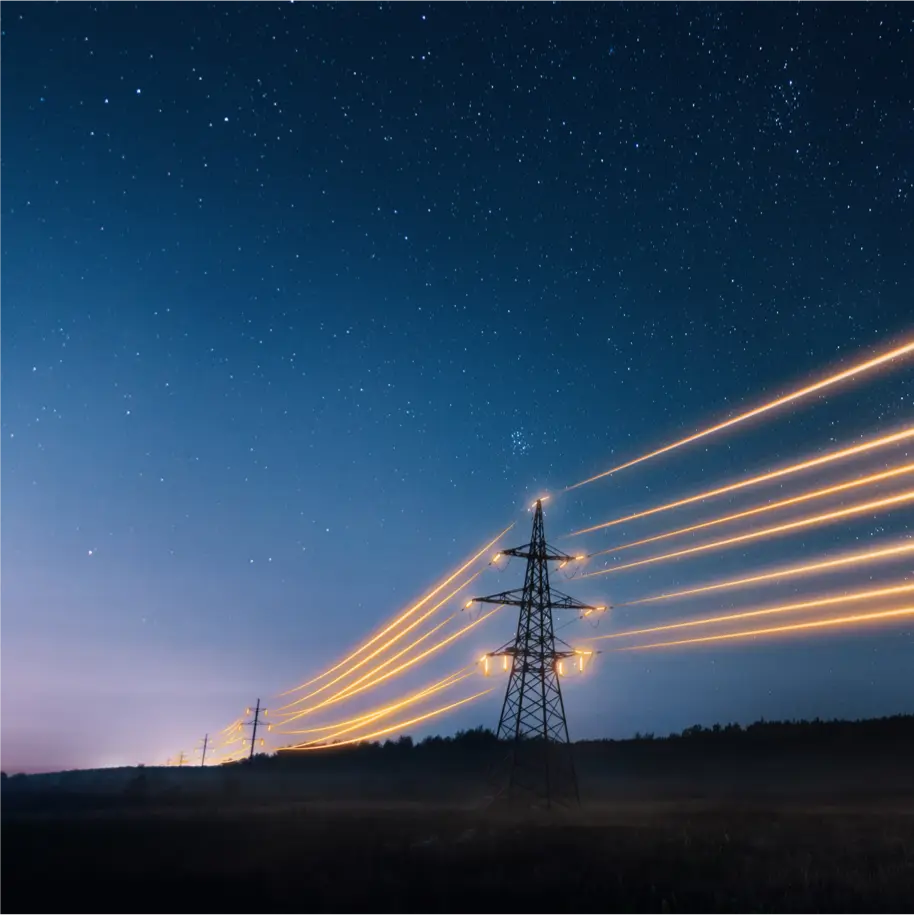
left=283, top=671, right=474, bottom=746
left=280, top=609, right=461, bottom=717
left=564, top=339, right=914, bottom=493
left=586, top=463, right=914, bottom=559
left=618, top=540, right=914, bottom=607
left=567, top=426, right=914, bottom=537
left=214, top=720, right=245, bottom=750
left=329, top=614, right=459, bottom=696
left=281, top=605, right=504, bottom=724
left=619, top=606, right=914, bottom=651
left=590, top=582, right=914, bottom=641
left=278, top=571, right=481, bottom=711
left=583, top=489, right=914, bottom=579
left=281, top=688, right=495, bottom=751
left=333, top=603, right=503, bottom=701
left=278, top=522, right=514, bottom=697
left=277, top=668, right=473, bottom=736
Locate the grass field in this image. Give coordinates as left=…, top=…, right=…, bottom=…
left=6, top=721, right=913, bottom=912
left=4, top=796, right=914, bottom=912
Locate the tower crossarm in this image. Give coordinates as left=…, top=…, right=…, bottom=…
left=471, top=588, right=606, bottom=614
left=470, top=588, right=526, bottom=607
left=548, top=588, right=607, bottom=614
left=501, top=544, right=578, bottom=563
left=487, top=646, right=578, bottom=660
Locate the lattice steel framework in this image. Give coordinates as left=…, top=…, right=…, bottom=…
left=471, top=499, right=602, bottom=808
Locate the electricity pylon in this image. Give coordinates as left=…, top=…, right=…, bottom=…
left=242, top=699, right=269, bottom=762
left=197, top=734, right=209, bottom=767
left=470, top=498, right=604, bottom=809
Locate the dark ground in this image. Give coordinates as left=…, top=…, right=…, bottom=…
left=4, top=799, right=914, bottom=913
left=4, top=718, right=914, bottom=913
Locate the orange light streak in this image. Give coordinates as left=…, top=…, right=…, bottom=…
left=328, top=612, right=460, bottom=696
left=279, top=610, right=458, bottom=716
left=277, top=668, right=473, bottom=737
left=215, top=720, right=245, bottom=750
left=282, top=688, right=495, bottom=751
left=281, top=605, right=504, bottom=724
left=590, top=582, right=914, bottom=641
left=564, top=339, right=914, bottom=493
left=278, top=571, right=481, bottom=711
left=332, top=604, right=504, bottom=702
left=620, top=606, right=914, bottom=651
left=278, top=522, right=514, bottom=697
left=618, top=540, right=914, bottom=606
left=568, top=427, right=914, bottom=537
left=583, top=489, right=914, bottom=579
left=587, top=463, right=914, bottom=559
left=284, top=671, right=474, bottom=746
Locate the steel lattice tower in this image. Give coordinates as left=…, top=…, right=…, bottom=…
left=471, top=499, right=603, bottom=809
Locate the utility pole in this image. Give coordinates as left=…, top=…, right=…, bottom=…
left=469, top=498, right=605, bottom=809
left=242, top=699, right=269, bottom=762
left=198, top=734, right=209, bottom=767
left=176, top=751, right=187, bottom=767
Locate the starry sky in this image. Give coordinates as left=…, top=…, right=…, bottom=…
left=2, top=2, right=912, bottom=773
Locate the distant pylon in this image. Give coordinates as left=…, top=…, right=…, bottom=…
left=242, top=699, right=269, bottom=762
left=470, top=499, right=604, bottom=809
left=197, top=734, right=209, bottom=767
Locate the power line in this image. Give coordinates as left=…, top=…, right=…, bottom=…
left=589, top=582, right=914, bottom=642
left=277, top=573, right=479, bottom=713
left=583, top=489, right=914, bottom=579
left=280, top=604, right=504, bottom=725
left=277, top=524, right=514, bottom=698
left=564, top=336, right=914, bottom=492
left=279, top=669, right=473, bottom=747
left=616, top=540, right=914, bottom=607
left=584, top=461, right=914, bottom=559
left=618, top=606, right=914, bottom=652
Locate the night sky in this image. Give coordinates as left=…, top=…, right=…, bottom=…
left=2, top=2, right=912, bottom=773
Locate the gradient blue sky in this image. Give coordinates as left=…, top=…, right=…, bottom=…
left=2, top=2, right=912, bottom=772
